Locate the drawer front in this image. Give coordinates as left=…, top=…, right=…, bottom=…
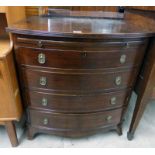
left=21, top=68, right=138, bottom=92
left=29, top=108, right=122, bottom=130
left=25, top=89, right=130, bottom=113
left=15, top=46, right=146, bottom=69
left=15, top=36, right=147, bottom=51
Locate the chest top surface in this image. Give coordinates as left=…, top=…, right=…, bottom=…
left=6, top=11, right=155, bottom=39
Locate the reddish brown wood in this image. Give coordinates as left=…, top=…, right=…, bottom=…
left=14, top=35, right=147, bottom=50
left=27, top=124, right=119, bottom=139
left=6, top=11, right=155, bottom=39
left=20, top=67, right=138, bottom=92
left=15, top=41, right=147, bottom=69
left=27, top=108, right=122, bottom=137
left=7, top=10, right=155, bottom=139
left=25, top=89, right=130, bottom=113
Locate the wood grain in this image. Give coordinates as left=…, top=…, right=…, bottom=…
left=15, top=40, right=147, bottom=69
left=8, top=10, right=154, bottom=139
left=25, top=89, right=130, bottom=113
left=0, top=42, right=22, bottom=121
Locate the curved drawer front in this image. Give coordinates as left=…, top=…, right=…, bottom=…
left=16, top=45, right=146, bottom=69
left=29, top=108, right=122, bottom=130
left=25, top=90, right=130, bottom=113
left=15, top=36, right=147, bottom=51
left=21, top=68, right=138, bottom=92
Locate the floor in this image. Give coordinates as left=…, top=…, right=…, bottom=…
left=0, top=92, right=155, bottom=148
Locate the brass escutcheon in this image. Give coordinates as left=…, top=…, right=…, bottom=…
left=38, top=53, right=46, bottom=64
left=115, top=76, right=122, bottom=86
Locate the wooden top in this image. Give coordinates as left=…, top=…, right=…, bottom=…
left=6, top=11, right=155, bottom=39
left=0, top=37, right=12, bottom=59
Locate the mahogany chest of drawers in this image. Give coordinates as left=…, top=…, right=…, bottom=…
left=7, top=11, right=155, bottom=139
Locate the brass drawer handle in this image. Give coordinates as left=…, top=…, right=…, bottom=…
left=115, top=76, right=122, bottom=86
left=110, top=97, right=116, bottom=105
left=40, top=77, right=47, bottom=86
left=41, top=98, right=48, bottom=106
left=38, top=53, right=46, bottom=64
left=106, top=116, right=112, bottom=121
left=120, top=54, right=126, bottom=64
left=43, top=118, right=48, bottom=125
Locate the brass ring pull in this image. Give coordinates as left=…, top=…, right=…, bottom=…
left=43, top=118, right=48, bottom=125
left=40, top=77, right=47, bottom=86
left=110, top=97, right=116, bottom=105
left=41, top=98, right=48, bottom=106
left=106, top=116, right=112, bottom=121
left=38, top=53, right=46, bottom=64
left=120, top=54, right=126, bottom=64
left=115, top=76, right=122, bottom=86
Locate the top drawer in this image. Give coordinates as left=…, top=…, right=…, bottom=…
left=15, top=39, right=148, bottom=69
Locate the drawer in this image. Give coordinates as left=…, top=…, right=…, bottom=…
left=15, top=45, right=146, bottom=69
left=28, top=108, right=122, bottom=130
left=15, top=36, right=147, bottom=51
left=25, top=89, right=130, bottom=113
left=21, top=68, right=138, bottom=92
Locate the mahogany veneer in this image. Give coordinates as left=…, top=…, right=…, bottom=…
left=6, top=10, right=155, bottom=139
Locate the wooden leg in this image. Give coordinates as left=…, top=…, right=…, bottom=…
left=27, top=126, right=36, bottom=140
left=116, top=124, right=122, bottom=136
left=5, top=121, right=18, bottom=147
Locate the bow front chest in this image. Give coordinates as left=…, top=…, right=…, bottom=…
left=7, top=11, right=155, bottom=139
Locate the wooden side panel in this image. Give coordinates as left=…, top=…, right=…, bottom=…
left=0, top=52, right=22, bottom=121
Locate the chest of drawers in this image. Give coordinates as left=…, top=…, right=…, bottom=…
left=12, top=35, right=148, bottom=139
left=7, top=11, right=155, bottom=139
